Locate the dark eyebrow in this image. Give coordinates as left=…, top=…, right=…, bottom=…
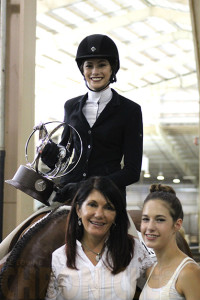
left=142, top=214, right=166, bottom=218
left=87, top=199, right=97, bottom=202
left=97, top=59, right=108, bottom=63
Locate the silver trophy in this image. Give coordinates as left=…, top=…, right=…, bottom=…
left=5, top=121, right=82, bottom=205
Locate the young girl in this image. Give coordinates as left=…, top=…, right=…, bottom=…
left=140, top=184, right=200, bottom=300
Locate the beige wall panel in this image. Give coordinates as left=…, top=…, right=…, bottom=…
left=3, top=0, right=36, bottom=238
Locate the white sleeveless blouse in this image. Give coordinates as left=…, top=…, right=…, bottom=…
left=139, top=257, right=197, bottom=300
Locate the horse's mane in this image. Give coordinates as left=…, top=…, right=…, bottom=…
left=0, top=207, right=69, bottom=300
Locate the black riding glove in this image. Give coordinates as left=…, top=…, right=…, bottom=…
left=40, top=140, right=60, bottom=168
left=52, top=182, right=79, bottom=204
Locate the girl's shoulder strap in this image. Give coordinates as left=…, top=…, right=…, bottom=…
left=146, top=262, right=157, bottom=284
left=171, top=256, right=197, bottom=283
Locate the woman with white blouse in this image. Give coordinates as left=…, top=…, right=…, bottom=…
left=45, top=176, right=153, bottom=300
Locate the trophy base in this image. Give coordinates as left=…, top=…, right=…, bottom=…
left=5, top=165, right=55, bottom=206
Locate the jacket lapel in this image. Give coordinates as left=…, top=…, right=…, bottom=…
left=76, top=94, right=91, bottom=128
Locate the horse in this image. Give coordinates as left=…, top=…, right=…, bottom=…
left=0, top=207, right=192, bottom=300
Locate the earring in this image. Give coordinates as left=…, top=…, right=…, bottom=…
left=78, top=218, right=82, bottom=226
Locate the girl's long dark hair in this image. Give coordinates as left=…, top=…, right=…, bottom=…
left=65, top=176, right=134, bottom=274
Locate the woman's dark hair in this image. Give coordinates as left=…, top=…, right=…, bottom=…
left=143, top=184, right=184, bottom=221
left=65, top=176, right=134, bottom=274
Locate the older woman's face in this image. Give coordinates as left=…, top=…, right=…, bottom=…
left=76, top=189, right=116, bottom=240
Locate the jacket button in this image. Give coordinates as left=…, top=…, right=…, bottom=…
left=88, top=130, right=91, bottom=134
left=83, top=173, right=86, bottom=177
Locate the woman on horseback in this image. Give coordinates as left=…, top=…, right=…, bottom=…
left=41, top=34, right=143, bottom=205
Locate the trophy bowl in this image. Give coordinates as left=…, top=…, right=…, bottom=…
left=5, top=121, right=82, bottom=205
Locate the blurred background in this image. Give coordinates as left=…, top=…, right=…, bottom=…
left=1, top=0, right=199, bottom=259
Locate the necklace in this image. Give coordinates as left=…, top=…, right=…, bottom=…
left=82, top=242, right=104, bottom=262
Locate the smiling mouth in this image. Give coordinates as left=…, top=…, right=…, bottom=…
left=90, top=77, right=103, bottom=82
left=90, top=220, right=105, bottom=226
left=145, top=234, right=159, bottom=239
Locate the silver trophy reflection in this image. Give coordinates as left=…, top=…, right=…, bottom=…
left=6, top=121, right=82, bottom=206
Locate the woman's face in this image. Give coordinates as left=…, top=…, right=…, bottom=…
left=76, top=189, right=116, bottom=241
left=83, top=58, right=112, bottom=91
left=140, top=199, right=182, bottom=251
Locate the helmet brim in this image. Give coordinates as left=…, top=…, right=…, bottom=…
left=76, top=55, right=119, bottom=73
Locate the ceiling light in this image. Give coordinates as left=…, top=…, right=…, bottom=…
left=173, top=178, right=180, bottom=184
left=157, top=171, right=164, bottom=180
left=144, top=172, right=151, bottom=178
left=173, top=174, right=180, bottom=183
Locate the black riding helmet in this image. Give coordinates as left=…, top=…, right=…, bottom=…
left=75, top=34, right=120, bottom=84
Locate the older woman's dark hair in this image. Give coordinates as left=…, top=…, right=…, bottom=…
left=143, top=184, right=184, bottom=221
left=65, top=176, right=134, bottom=274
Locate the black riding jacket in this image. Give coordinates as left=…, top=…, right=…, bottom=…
left=58, top=89, right=143, bottom=193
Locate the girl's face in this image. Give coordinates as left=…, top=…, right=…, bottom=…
left=141, top=199, right=182, bottom=251
left=76, top=189, right=116, bottom=241
left=83, top=58, right=112, bottom=91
